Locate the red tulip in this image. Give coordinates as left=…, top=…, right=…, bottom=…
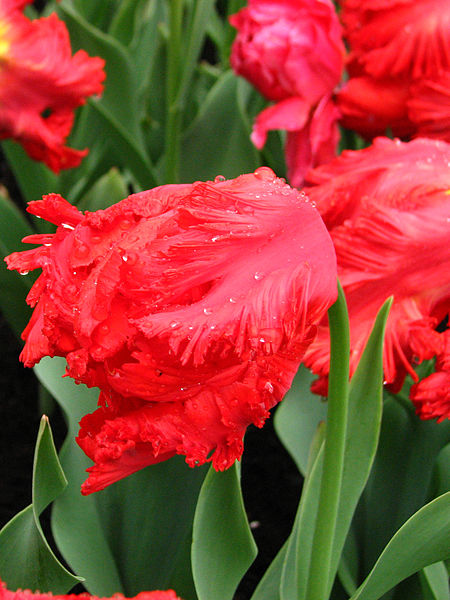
left=230, top=0, right=344, bottom=186
left=411, top=331, right=450, bottom=422
left=338, top=0, right=450, bottom=141
left=303, top=137, right=450, bottom=421
left=0, top=0, right=105, bottom=172
left=0, top=578, right=181, bottom=600
left=6, top=169, right=337, bottom=493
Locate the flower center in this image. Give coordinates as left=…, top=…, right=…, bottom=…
left=0, top=21, right=10, bottom=61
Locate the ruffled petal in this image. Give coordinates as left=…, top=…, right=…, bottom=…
left=303, top=137, right=450, bottom=399
left=0, top=576, right=182, bottom=600
left=340, top=0, right=450, bottom=79
left=251, top=97, right=311, bottom=149
left=6, top=170, right=337, bottom=493
left=0, top=4, right=105, bottom=171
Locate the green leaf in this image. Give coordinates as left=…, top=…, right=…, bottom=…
left=57, top=3, right=158, bottom=190
left=58, top=3, right=142, bottom=144
left=432, top=443, right=450, bottom=498
left=329, top=299, right=392, bottom=586
left=0, top=190, right=34, bottom=335
left=192, top=462, right=257, bottom=600
left=274, top=365, right=327, bottom=476
left=275, top=295, right=391, bottom=600
left=180, top=71, right=260, bottom=182
left=250, top=542, right=288, bottom=600
left=349, top=493, right=450, bottom=600
left=420, top=562, right=450, bottom=600
left=0, top=416, right=82, bottom=592
left=34, top=356, right=206, bottom=600
left=78, top=168, right=128, bottom=211
left=280, top=443, right=325, bottom=600
left=1, top=140, right=59, bottom=202
left=359, top=397, right=450, bottom=574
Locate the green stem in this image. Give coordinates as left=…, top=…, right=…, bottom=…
left=165, top=0, right=183, bottom=183
left=305, top=281, right=350, bottom=600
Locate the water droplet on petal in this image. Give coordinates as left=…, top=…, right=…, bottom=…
left=254, top=166, right=275, bottom=181
left=170, top=320, right=180, bottom=329
left=120, top=219, right=132, bottom=230
left=229, top=297, right=237, bottom=303
left=19, top=270, right=29, bottom=276
left=214, top=175, right=226, bottom=182
left=254, top=272, right=264, bottom=280
left=74, top=242, right=89, bottom=258
left=203, top=307, right=212, bottom=315
left=61, top=223, right=75, bottom=230
left=264, top=381, right=274, bottom=393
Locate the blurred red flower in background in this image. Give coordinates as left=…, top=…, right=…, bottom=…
left=6, top=169, right=337, bottom=494
left=0, top=578, right=181, bottom=600
left=302, top=137, right=450, bottom=421
left=411, top=331, right=450, bottom=422
left=230, top=0, right=344, bottom=186
left=337, top=0, right=450, bottom=141
left=0, top=0, right=105, bottom=172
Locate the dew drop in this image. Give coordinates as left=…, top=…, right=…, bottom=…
left=253, top=166, right=275, bottom=181
left=61, top=223, right=75, bottom=230
left=264, top=381, right=274, bottom=393
left=19, top=270, right=29, bottom=276
left=170, top=320, right=180, bottom=329
left=203, top=307, right=212, bottom=315
left=214, top=175, right=226, bottom=182
left=66, top=284, right=77, bottom=297
left=74, top=243, right=89, bottom=258
left=229, top=297, right=237, bottom=303
left=120, top=219, right=132, bottom=230
left=254, top=271, right=264, bottom=280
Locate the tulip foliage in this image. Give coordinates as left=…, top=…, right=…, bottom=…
left=0, top=2, right=449, bottom=600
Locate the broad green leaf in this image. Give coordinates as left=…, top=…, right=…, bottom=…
left=359, top=396, right=450, bottom=574
left=350, top=493, right=450, bottom=600
left=2, top=140, right=59, bottom=203
left=68, top=0, right=118, bottom=31
left=108, top=0, right=148, bottom=45
left=276, top=295, right=390, bottom=600
left=274, top=365, right=327, bottom=476
left=250, top=542, right=287, bottom=600
left=35, top=356, right=206, bottom=600
left=192, top=462, right=258, bottom=600
left=58, top=3, right=143, bottom=143
left=86, top=99, right=158, bottom=190
left=78, top=168, right=128, bottom=212
left=420, top=562, right=450, bottom=600
left=280, top=443, right=325, bottom=600
left=328, top=299, right=392, bottom=588
left=180, top=71, right=260, bottom=182
left=0, top=191, right=34, bottom=335
left=57, top=4, right=158, bottom=190
left=432, top=443, right=450, bottom=497
left=0, top=416, right=82, bottom=592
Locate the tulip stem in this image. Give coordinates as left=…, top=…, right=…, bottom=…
left=165, top=0, right=184, bottom=184
left=305, top=281, right=350, bottom=600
